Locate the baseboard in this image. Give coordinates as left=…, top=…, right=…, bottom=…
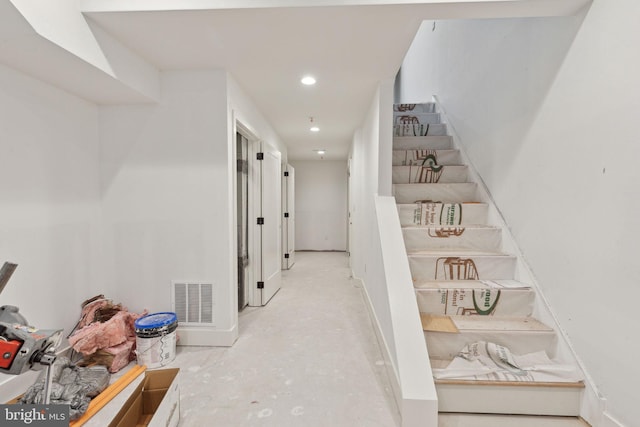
left=176, top=323, right=238, bottom=347
left=355, top=274, right=402, bottom=417
left=602, top=412, right=626, bottom=427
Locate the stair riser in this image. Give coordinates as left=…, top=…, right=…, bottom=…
left=394, top=135, right=452, bottom=150
left=426, top=330, right=557, bottom=360
left=408, top=255, right=517, bottom=281
left=404, top=227, right=502, bottom=252
left=393, top=166, right=468, bottom=184
left=394, top=103, right=435, bottom=113
left=393, top=149, right=462, bottom=166
left=394, top=112, right=441, bottom=125
left=435, top=383, right=582, bottom=416
left=397, top=203, right=489, bottom=226
left=394, top=183, right=479, bottom=204
left=416, top=288, right=535, bottom=317
left=394, top=123, right=448, bottom=137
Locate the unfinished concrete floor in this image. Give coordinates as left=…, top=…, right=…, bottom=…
left=173, top=251, right=400, bottom=427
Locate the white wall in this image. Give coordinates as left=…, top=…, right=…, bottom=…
left=99, top=70, right=287, bottom=345
left=289, top=160, right=347, bottom=251
left=0, top=64, right=104, bottom=336
left=100, top=70, right=236, bottom=344
left=397, top=3, right=639, bottom=425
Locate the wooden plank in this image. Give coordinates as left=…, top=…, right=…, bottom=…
left=421, top=314, right=459, bottom=333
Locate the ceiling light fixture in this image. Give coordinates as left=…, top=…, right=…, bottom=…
left=309, top=116, right=320, bottom=132
left=301, top=75, right=316, bottom=85
left=315, top=150, right=326, bottom=155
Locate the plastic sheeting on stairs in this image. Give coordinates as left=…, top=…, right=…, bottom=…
left=432, top=341, right=584, bottom=383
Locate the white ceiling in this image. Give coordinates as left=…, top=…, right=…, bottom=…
left=82, top=5, right=432, bottom=160
left=1, top=1, right=590, bottom=161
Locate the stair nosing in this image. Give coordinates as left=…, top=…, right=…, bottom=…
left=434, top=379, right=585, bottom=388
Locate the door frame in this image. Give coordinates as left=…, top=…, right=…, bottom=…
left=235, top=120, right=260, bottom=308
left=251, top=140, right=282, bottom=305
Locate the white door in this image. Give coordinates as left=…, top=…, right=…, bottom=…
left=253, top=141, right=282, bottom=305
left=282, top=164, right=296, bottom=269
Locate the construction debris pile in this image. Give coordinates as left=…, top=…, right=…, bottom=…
left=19, top=357, right=110, bottom=420
left=68, top=295, right=146, bottom=373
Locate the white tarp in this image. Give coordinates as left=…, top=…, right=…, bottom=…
left=433, top=341, right=583, bottom=383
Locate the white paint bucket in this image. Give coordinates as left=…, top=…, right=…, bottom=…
left=134, top=312, right=178, bottom=369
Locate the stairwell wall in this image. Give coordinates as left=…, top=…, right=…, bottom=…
left=396, top=3, right=638, bottom=426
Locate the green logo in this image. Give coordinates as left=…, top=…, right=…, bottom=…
left=472, top=289, right=501, bottom=315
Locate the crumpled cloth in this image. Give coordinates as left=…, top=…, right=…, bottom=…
left=432, top=341, right=584, bottom=383
left=19, top=357, right=110, bottom=420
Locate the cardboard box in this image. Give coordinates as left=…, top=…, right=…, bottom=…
left=109, top=368, right=180, bottom=427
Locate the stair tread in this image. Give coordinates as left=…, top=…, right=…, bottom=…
left=403, top=224, right=499, bottom=230
left=408, top=250, right=512, bottom=256
left=392, top=165, right=469, bottom=184
left=435, top=378, right=585, bottom=387
left=393, top=164, right=467, bottom=169
left=393, top=182, right=480, bottom=204
left=396, top=202, right=486, bottom=206
left=421, top=314, right=554, bottom=332
left=414, top=279, right=531, bottom=290
left=393, top=135, right=452, bottom=149
left=438, top=414, right=591, bottom=427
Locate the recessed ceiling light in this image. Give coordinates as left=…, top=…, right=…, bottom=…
left=301, top=76, right=316, bottom=85
left=310, top=126, right=320, bottom=132
left=316, top=150, right=326, bottom=155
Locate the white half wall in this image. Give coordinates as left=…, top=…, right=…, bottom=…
left=397, top=3, right=639, bottom=425
left=289, top=160, right=347, bottom=251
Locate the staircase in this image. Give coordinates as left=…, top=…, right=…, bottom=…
left=392, top=103, right=589, bottom=426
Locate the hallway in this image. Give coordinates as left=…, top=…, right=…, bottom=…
left=172, top=251, right=400, bottom=426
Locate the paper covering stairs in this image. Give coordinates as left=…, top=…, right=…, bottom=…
left=392, top=103, right=587, bottom=422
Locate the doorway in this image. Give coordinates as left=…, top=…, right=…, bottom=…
left=236, top=132, right=250, bottom=310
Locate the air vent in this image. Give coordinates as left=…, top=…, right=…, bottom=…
left=172, top=281, right=215, bottom=326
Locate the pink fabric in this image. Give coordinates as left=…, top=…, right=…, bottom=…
left=103, top=340, right=135, bottom=373
left=69, top=311, right=131, bottom=355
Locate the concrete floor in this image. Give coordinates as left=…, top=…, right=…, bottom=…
left=173, top=251, right=400, bottom=427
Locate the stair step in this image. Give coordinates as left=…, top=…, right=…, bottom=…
left=414, top=280, right=535, bottom=316
left=408, top=252, right=517, bottom=281
left=438, top=412, right=590, bottom=427
left=435, top=379, right=584, bottom=416
left=393, top=165, right=469, bottom=184
left=394, top=135, right=452, bottom=150
left=394, top=103, right=435, bottom=113
left=422, top=315, right=557, bottom=359
left=394, top=123, right=448, bottom=137
left=403, top=226, right=502, bottom=252
left=392, top=149, right=462, bottom=166
left=439, top=414, right=590, bottom=427
left=394, top=112, right=441, bottom=125
left=396, top=202, right=489, bottom=226
left=393, top=183, right=479, bottom=204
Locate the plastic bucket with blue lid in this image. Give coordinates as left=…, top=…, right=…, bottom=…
left=134, top=312, right=178, bottom=368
